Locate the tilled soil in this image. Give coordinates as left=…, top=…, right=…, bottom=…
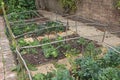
left=22, top=34, right=101, bottom=65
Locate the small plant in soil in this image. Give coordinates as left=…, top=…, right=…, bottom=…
left=21, top=48, right=38, bottom=55
left=18, top=38, right=40, bottom=47
left=27, top=63, right=37, bottom=71
left=45, top=21, right=66, bottom=32
left=12, top=23, right=37, bottom=36
left=65, top=48, right=80, bottom=57
left=42, top=44, right=59, bottom=58
left=77, top=37, right=87, bottom=53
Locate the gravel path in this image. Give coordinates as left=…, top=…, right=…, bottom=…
left=38, top=10, right=120, bottom=46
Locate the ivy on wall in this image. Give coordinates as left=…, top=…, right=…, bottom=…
left=115, top=0, right=120, bottom=9
left=60, top=0, right=77, bottom=13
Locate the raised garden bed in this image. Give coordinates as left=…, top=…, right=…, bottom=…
left=31, top=46, right=120, bottom=80
left=19, top=34, right=101, bottom=66
left=10, top=21, right=67, bottom=38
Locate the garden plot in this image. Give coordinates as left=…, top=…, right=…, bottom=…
left=24, top=45, right=120, bottom=80
left=10, top=21, right=68, bottom=39
left=7, top=10, right=44, bottom=22
left=11, top=17, right=103, bottom=78
left=5, top=9, right=120, bottom=80
left=17, top=34, right=102, bottom=76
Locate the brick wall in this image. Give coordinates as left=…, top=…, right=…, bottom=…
left=76, top=0, right=120, bottom=24
left=37, top=0, right=120, bottom=25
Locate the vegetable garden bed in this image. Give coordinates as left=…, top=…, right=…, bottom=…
left=6, top=10, right=120, bottom=80
left=10, top=20, right=67, bottom=38
left=8, top=12, right=105, bottom=79
left=20, top=35, right=101, bottom=65
left=17, top=32, right=102, bottom=76
left=7, top=10, right=43, bottom=22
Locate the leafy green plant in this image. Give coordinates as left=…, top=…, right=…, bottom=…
left=56, top=36, right=64, bottom=46
left=27, top=63, right=37, bottom=71
left=7, top=0, right=36, bottom=13
left=17, top=38, right=29, bottom=47
left=8, top=11, right=38, bottom=21
left=51, top=68, right=74, bottom=80
left=41, top=38, right=51, bottom=44
left=18, top=38, right=40, bottom=47
left=45, top=21, right=65, bottom=33
left=77, top=37, right=87, bottom=46
left=77, top=37, right=87, bottom=53
left=100, top=49, right=120, bottom=68
left=33, top=66, right=74, bottom=80
left=60, top=0, right=77, bottom=13
left=33, top=73, right=47, bottom=80
left=6, top=0, right=37, bottom=21
left=12, top=23, right=37, bottom=36
left=29, top=40, right=40, bottom=46
left=41, top=38, right=59, bottom=58
left=65, top=48, right=80, bottom=57
left=116, top=0, right=120, bottom=9
left=21, top=48, right=38, bottom=54
left=98, top=67, right=120, bottom=80
left=75, top=57, right=100, bottom=80
left=63, top=44, right=71, bottom=50
left=73, top=46, right=120, bottom=80
left=42, top=44, right=59, bottom=58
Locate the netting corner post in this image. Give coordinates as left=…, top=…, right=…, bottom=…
left=75, top=21, right=78, bottom=34
left=102, top=24, right=108, bottom=43
left=65, top=17, right=69, bottom=41
left=55, top=11, right=58, bottom=21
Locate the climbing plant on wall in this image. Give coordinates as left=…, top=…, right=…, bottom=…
left=60, top=0, right=77, bottom=13
left=115, top=0, right=120, bottom=9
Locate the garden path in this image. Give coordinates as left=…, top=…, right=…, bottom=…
left=38, top=10, right=120, bottom=46
left=0, top=17, right=16, bottom=80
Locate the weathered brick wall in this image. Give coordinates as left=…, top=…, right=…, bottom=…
left=76, top=0, right=120, bottom=24
left=37, top=0, right=120, bottom=24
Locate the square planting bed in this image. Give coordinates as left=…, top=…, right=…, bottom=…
left=10, top=21, right=68, bottom=39
left=18, top=33, right=102, bottom=76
